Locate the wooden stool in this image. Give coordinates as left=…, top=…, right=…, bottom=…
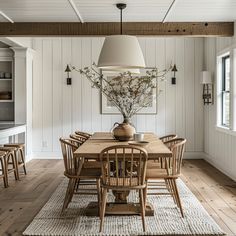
left=0, top=151, right=8, bottom=187
left=0, top=146, right=19, bottom=182
left=4, top=143, right=27, bottom=176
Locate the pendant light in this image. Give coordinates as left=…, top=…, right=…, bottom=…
left=98, top=3, right=146, bottom=72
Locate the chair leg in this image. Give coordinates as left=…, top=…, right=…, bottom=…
left=7, top=152, right=19, bottom=181
left=67, top=179, right=77, bottom=207
left=143, top=186, right=147, bottom=207
left=61, top=179, right=73, bottom=215
left=99, top=188, right=107, bottom=233
left=1, top=158, right=8, bottom=188
left=20, top=148, right=27, bottom=175
left=139, top=189, right=146, bottom=232
left=75, top=178, right=80, bottom=192
left=14, top=150, right=20, bottom=180
left=96, top=179, right=101, bottom=216
left=172, top=179, right=184, bottom=217
left=167, top=179, right=178, bottom=206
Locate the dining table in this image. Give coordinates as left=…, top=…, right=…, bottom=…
left=74, top=132, right=172, bottom=216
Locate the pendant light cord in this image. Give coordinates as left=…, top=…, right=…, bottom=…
left=120, top=8, right=123, bottom=34
left=116, top=3, right=126, bottom=35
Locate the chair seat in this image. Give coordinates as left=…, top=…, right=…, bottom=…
left=83, top=161, right=101, bottom=169
left=146, top=168, right=169, bottom=178
left=4, top=143, right=25, bottom=148
left=65, top=167, right=101, bottom=179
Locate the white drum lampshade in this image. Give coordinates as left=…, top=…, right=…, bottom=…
left=98, top=35, right=146, bottom=70
left=201, top=71, right=212, bottom=84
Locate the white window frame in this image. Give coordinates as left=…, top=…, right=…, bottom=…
left=216, top=46, right=236, bottom=134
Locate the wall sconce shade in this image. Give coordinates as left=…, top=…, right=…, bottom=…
left=201, top=71, right=213, bottom=105
left=65, top=64, right=72, bottom=85
left=201, top=71, right=212, bottom=84
left=97, top=35, right=146, bottom=70
left=171, top=64, right=178, bottom=84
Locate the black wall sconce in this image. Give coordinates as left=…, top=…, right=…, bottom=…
left=171, top=64, right=178, bottom=84
left=65, top=64, right=72, bottom=85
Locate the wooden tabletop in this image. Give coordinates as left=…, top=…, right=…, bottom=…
left=74, top=132, right=172, bottom=160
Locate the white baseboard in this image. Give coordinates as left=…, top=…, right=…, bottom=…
left=204, top=153, right=236, bottom=182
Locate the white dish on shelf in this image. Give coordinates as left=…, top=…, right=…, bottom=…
left=128, top=141, right=149, bottom=147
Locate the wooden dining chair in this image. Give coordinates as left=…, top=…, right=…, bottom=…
left=0, top=151, right=8, bottom=187
left=70, top=134, right=87, bottom=144
left=150, top=134, right=178, bottom=168
left=0, top=146, right=19, bottom=182
left=59, top=138, right=101, bottom=214
left=4, top=143, right=27, bottom=177
left=74, top=131, right=92, bottom=140
left=69, top=133, right=101, bottom=191
left=159, top=134, right=178, bottom=143
left=99, top=145, right=148, bottom=232
left=146, top=138, right=186, bottom=217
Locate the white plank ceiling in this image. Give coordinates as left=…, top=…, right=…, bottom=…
left=0, top=0, right=235, bottom=22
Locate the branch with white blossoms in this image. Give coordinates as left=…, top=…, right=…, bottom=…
left=71, top=63, right=172, bottom=118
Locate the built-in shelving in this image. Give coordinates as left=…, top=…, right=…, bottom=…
left=0, top=48, right=14, bottom=121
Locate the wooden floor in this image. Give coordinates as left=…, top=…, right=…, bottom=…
left=0, top=159, right=236, bottom=236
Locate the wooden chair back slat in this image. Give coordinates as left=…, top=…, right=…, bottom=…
left=74, top=131, right=92, bottom=140
left=160, top=134, right=178, bottom=143
left=99, top=145, right=148, bottom=188
left=164, top=138, right=186, bottom=175
left=70, top=134, right=87, bottom=144
left=60, top=138, right=82, bottom=177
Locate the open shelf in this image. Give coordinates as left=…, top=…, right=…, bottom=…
left=0, top=100, right=14, bottom=102
left=0, top=78, right=12, bottom=81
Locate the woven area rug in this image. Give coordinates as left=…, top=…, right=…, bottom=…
left=23, top=179, right=225, bottom=236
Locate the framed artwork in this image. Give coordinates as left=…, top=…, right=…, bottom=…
left=101, top=75, right=157, bottom=114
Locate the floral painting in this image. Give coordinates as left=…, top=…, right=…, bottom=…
left=101, top=75, right=157, bottom=114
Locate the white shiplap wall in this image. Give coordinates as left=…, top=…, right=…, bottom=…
left=204, top=26, right=236, bottom=181
left=32, top=37, right=204, bottom=158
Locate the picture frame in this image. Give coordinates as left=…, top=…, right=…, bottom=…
left=101, top=74, right=157, bottom=114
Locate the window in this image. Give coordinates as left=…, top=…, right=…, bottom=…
left=221, top=55, right=230, bottom=127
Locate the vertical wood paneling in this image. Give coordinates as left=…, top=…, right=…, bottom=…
left=175, top=38, right=185, bottom=138
left=91, top=38, right=103, bottom=132
left=71, top=38, right=82, bottom=132
left=62, top=38, right=72, bottom=136
left=81, top=38, right=92, bottom=132
left=165, top=38, right=176, bottom=134
left=184, top=39, right=195, bottom=151
left=204, top=36, right=236, bottom=181
left=32, top=38, right=43, bottom=151
left=52, top=38, right=62, bottom=152
left=42, top=39, right=53, bottom=151
left=194, top=38, right=204, bottom=151
left=155, top=38, right=166, bottom=136
left=32, top=36, right=204, bottom=156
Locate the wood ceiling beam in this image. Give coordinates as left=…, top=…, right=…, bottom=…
left=0, top=22, right=233, bottom=37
